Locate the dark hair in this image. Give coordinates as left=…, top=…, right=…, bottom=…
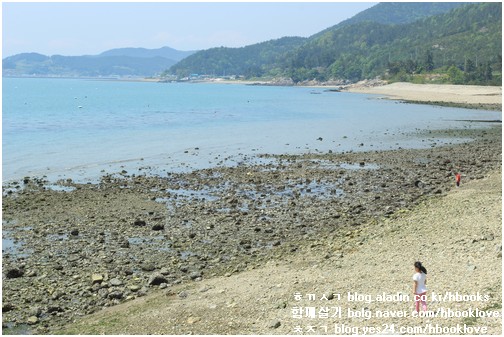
left=414, top=261, right=427, bottom=274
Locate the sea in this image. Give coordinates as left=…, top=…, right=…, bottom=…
left=2, top=77, right=501, bottom=184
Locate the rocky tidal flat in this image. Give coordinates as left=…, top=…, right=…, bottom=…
left=2, top=125, right=501, bottom=334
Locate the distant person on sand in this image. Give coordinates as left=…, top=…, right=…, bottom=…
left=455, top=172, right=461, bottom=187
left=413, top=261, right=428, bottom=312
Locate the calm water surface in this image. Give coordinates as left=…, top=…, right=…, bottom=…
left=2, top=78, right=500, bottom=183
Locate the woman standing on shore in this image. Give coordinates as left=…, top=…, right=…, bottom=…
left=413, top=261, right=428, bottom=312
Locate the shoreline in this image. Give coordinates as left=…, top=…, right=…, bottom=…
left=343, top=81, right=503, bottom=111
left=180, top=79, right=503, bottom=111
left=2, top=124, right=501, bottom=334
left=6, top=75, right=501, bottom=110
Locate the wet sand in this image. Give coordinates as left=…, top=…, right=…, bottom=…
left=345, top=82, right=502, bottom=110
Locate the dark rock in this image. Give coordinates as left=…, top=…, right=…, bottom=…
left=47, top=306, right=64, bottom=313
left=70, top=229, right=79, bottom=236
left=2, top=303, right=15, bottom=312
left=148, top=274, right=168, bottom=286
left=151, top=224, right=164, bottom=231
left=6, top=268, right=24, bottom=279
left=133, top=220, right=147, bottom=227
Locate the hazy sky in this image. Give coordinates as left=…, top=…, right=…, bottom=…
left=2, top=2, right=375, bottom=57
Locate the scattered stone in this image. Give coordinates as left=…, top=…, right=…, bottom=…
left=109, top=278, right=123, bottom=286
left=108, top=291, right=123, bottom=300
left=6, top=268, right=24, bottom=279
left=98, top=288, right=109, bottom=299
left=26, top=270, right=38, bottom=277
left=151, top=224, right=164, bottom=231
left=269, top=320, right=281, bottom=329
left=148, top=274, right=168, bottom=286
left=47, top=306, right=64, bottom=313
left=29, top=306, right=42, bottom=317
left=27, top=316, right=39, bottom=325
left=484, top=234, right=494, bottom=241
left=91, top=274, right=104, bottom=284
left=128, top=285, right=141, bottom=292
left=178, top=291, right=188, bottom=299
left=141, top=263, right=156, bottom=272
left=2, top=303, right=15, bottom=313
left=119, top=240, right=130, bottom=248
left=133, top=220, right=146, bottom=227
left=190, top=272, right=202, bottom=280
left=187, top=316, right=201, bottom=324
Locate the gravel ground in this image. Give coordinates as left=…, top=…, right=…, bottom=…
left=55, top=165, right=502, bottom=335
left=2, top=125, right=501, bottom=335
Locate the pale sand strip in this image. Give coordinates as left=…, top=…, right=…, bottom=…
left=346, top=82, right=502, bottom=106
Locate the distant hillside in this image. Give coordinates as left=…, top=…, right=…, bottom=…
left=168, top=36, right=307, bottom=78
left=99, top=46, right=196, bottom=61
left=311, top=2, right=468, bottom=39
left=284, top=2, right=501, bottom=82
left=2, top=47, right=197, bottom=77
left=165, top=2, right=501, bottom=85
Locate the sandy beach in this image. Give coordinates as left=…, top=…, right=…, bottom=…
left=345, top=82, right=502, bottom=110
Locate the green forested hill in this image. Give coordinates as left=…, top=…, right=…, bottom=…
left=167, top=2, right=501, bottom=85
left=167, top=36, right=307, bottom=78
left=312, top=2, right=468, bottom=38
left=284, top=2, right=501, bottom=82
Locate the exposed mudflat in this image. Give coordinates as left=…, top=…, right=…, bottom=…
left=2, top=125, right=501, bottom=334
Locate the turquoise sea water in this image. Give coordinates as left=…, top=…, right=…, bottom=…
left=2, top=77, right=500, bottom=183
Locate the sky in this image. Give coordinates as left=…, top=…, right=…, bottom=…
left=2, top=1, right=376, bottom=57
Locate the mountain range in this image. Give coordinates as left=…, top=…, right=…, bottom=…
left=2, top=47, right=196, bottom=77
left=169, top=2, right=501, bottom=84
left=3, top=2, right=501, bottom=83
